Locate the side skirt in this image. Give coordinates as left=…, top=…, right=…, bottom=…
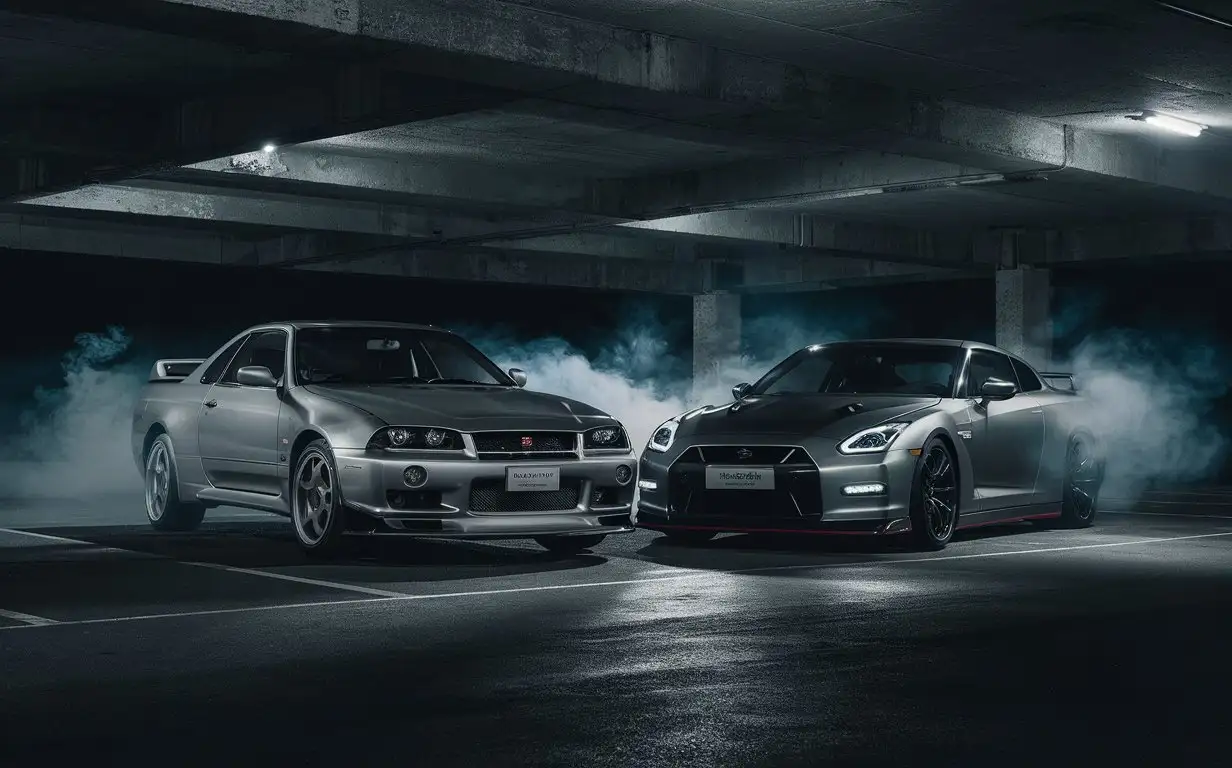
left=956, top=503, right=1060, bottom=531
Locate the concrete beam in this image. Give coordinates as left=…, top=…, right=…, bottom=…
left=22, top=0, right=1232, bottom=209
left=740, top=254, right=975, bottom=292
left=15, top=180, right=593, bottom=243
left=1017, top=217, right=1232, bottom=265
left=593, top=152, right=1005, bottom=219
left=618, top=210, right=976, bottom=268
left=175, top=149, right=606, bottom=220
left=0, top=212, right=704, bottom=293
left=0, top=61, right=520, bottom=202
left=294, top=249, right=705, bottom=294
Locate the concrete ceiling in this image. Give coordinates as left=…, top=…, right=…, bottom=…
left=1, top=0, right=1231, bottom=294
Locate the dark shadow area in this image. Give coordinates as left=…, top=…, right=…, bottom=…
left=18, top=521, right=609, bottom=581
left=3, top=567, right=1232, bottom=767
left=631, top=521, right=1064, bottom=571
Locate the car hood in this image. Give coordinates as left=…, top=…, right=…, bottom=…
left=677, top=394, right=940, bottom=440
left=303, top=384, right=616, bottom=431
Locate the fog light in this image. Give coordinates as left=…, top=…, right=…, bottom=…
left=403, top=465, right=427, bottom=487
left=637, top=479, right=657, bottom=491
left=842, top=483, right=886, bottom=496
left=615, top=464, right=633, bottom=485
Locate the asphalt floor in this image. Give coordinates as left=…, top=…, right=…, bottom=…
left=3, top=487, right=1232, bottom=766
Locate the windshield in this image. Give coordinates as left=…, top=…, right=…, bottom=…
left=293, top=326, right=513, bottom=386
left=752, top=343, right=962, bottom=397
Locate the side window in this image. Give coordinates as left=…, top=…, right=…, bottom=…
left=1010, top=358, right=1043, bottom=392
left=222, top=331, right=288, bottom=385
left=964, top=350, right=1017, bottom=398
left=200, top=336, right=248, bottom=385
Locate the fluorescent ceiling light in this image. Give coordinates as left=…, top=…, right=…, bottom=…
left=1143, top=113, right=1205, bottom=137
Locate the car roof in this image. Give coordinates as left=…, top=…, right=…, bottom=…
left=257, top=320, right=447, bottom=332
left=807, top=338, right=1034, bottom=364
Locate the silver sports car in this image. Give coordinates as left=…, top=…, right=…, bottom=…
left=131, top=321, right=637, bottom=556
left=636, top=339, right=1104, bottom=551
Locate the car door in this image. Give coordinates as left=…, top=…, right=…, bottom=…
left=197, top=329, right=288, bottom=495
left=960, top=349, right=1045, bottom=513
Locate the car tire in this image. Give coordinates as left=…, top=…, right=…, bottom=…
left=908, top=437, right=959, bottom=552
left=535, top=534, right=606, bottom=555
left=661, top=530, right=716, bottom=546
left=291, top=439, right=348, bottom=558
left=1058, top=433, right=1102, bottom=529
left=144, top=434, right=206, bottom=532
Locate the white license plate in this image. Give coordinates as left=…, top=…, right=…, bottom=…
left=506, top=466, right=561, bottom=492
left=704, top=466, right=776, bottom=491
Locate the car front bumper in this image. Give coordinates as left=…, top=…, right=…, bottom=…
left=332, top=448, right=638, bottom=538
left=635, top=437, right=921, bottom=536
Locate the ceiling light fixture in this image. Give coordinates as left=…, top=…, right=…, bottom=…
left=1132, top=111, right=1206, bottom=137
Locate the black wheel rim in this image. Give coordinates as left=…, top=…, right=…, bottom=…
left=1065, top=437, right=1100, bottom=520
left=922, top=445, right=957, bottom=540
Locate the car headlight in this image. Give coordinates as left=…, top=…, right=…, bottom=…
left=584, top=425, right=630, bottom=451
left=838, top=422, right=910, bottom=454
left=367, top=426, right=464, bottom=451
left=646, top=419, right=680, bottom=453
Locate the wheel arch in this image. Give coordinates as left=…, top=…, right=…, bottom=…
left=919, top=426, right=971, bottom=515
left=290, top=428, right=329, bottom=473
left=142, top=423, right=168, bottom=464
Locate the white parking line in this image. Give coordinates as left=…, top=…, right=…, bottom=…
left=0, top=527, right=93, bottom=544
left=184, top=561, right=410, bottom=598
left=0, top=607, right=58, bottom=626
left=1, top=529, right=1229, bottom=632
left=1105, top=510, right=1232, bottom=520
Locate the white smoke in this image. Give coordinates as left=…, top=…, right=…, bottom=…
left=1, top=320, right=1225, bottom=508
left=1055, top=331, right=1229, bottom=500
left=0, top=326, right=146, bottom=498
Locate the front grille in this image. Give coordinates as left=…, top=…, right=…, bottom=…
left=686, top=446, right=797, bottom=465
left=469, top=478, right=582, bottom=513
left=472, top=431, right=579, bottom=460
left=668, top=445, right=821, bottom=518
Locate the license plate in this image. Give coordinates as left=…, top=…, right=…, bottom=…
left=506, top=466, right=561, bottom=492
left=704, top=466, right=775, bottom=490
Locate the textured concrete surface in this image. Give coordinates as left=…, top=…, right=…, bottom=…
left=2, top=490, right=1231, bottom=765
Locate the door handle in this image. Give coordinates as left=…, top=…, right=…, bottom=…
left=204, top=399, right=218, bottom=408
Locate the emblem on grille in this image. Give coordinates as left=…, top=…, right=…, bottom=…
left=736, top=448, right=753, bottom=460
left=521, top=436, right=534, bottom=448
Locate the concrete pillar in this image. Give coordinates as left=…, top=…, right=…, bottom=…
left=693, top=292, right=741, bottom=394
left=995, top=265, right=1051, bottom=369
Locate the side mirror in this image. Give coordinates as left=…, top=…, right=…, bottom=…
left=979, top=378, right=1017, bottom=401
left=732, top=382, right=752, bottom=400
left=236, top=365, right=278, bottom=388
left=508, top=368, right=528, bottom=388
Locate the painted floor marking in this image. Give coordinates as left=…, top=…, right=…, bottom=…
left=1105, top=510, right=1232, bottom=520
left=184, top=561, right=410, bottom=598
left=0, top=607, right=58, bottom=626
left=1, top=529, right=1230, bottom=632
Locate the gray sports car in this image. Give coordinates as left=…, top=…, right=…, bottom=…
left=636, top=339, right=1104, bottom=551
left=131, top=321, right=637, bottom=556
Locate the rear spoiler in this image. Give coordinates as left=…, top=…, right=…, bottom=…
left=1038, top=371, right=1076, bottom=392
left=148, top=359, right=205, bottom=383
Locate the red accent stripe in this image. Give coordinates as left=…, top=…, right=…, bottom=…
left=637, top=523, right=880, bottom=536
left=956, top=510, right=1061, bottom=530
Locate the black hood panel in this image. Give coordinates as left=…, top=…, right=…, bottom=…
left=679, top=394, right=939, bottom=439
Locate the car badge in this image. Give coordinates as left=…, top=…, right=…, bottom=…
left=521, top=436, right=534, bottom=449
left=736, top=448, right=753, bottom=460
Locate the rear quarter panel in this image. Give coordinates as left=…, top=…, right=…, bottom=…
left=1035, top=389, right=1086, bottom=502
left=130, top=381, right=210, bottom=482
